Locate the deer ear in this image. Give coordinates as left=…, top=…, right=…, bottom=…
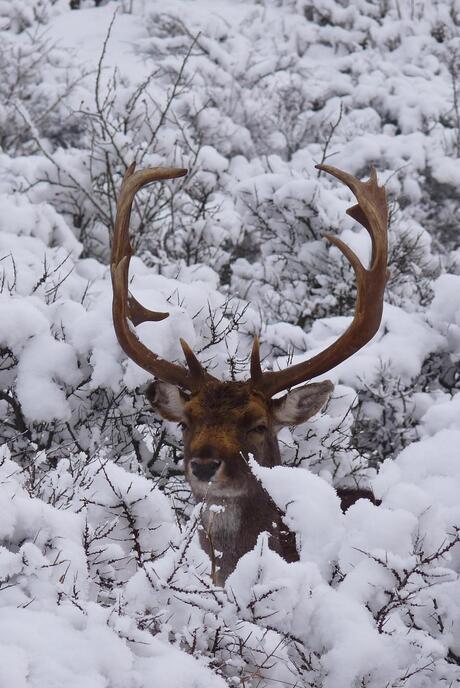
left=272, top=380, right=333, bottom=428
left=146, top=381, right=189, bottom=423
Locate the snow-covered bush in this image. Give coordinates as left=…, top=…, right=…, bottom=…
left=0, top=3, right=87, bottom=156
left=1, top=0, right=460, bottom=686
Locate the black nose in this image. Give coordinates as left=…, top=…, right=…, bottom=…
left=191, top=460, right=221, bottom=482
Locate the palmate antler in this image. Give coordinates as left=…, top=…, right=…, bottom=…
left=250, top=164, right=388, bottom=397
left=111, top=163, right=217, bottom=392
left=112, top=163, right=388, bottom=397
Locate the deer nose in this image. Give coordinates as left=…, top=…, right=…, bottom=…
left=190, top=460, right=222, bottom=482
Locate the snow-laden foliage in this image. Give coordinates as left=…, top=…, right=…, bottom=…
left=1, top=0, right=460, bottom=685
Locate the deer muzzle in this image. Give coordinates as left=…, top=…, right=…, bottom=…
left=190, top=459, right=222, bottom=482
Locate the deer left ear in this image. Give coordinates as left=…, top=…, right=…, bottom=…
left=272, top=380, right=333, bottom=428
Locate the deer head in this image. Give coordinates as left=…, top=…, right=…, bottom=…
left=111, top=163, right=388, bottom=582
left=145, top=375, right=334, bottom=500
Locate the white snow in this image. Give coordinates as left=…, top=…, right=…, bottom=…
left=1, top=0, right=460, bottom=686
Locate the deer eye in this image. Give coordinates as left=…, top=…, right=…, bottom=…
left=179, top=421, right=189, bottom=431
left=249, top=423, right=268, bottom=434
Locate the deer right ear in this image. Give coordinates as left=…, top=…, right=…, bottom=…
left=272, top=380, right=333, bottom=429
left=146, top=382, right=189, bottom=423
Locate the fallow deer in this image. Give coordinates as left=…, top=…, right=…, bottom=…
left=111, top=163, right=387, bottom=584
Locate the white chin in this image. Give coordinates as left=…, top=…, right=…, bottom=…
left=210, top=486, right=245, bottom=498
left=191, top=480, right=244, bottom=499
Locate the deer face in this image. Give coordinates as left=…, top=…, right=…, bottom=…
left=147, top=379, right=333, bottom=499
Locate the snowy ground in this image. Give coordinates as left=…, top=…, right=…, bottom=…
left=1, top=0, right=460, bottom=686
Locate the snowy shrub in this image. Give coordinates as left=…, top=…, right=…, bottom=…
left=1, top=0, right=460, bottom=686
left=0, top=8, right=87, bottom=156
left=0, top=0, right=60, bottom=34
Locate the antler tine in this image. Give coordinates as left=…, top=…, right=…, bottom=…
left=111, top=163, right=213, bottom=391
left=251, top=164, right=388, bottom=398
left=250, top=336, right=263, bottom=384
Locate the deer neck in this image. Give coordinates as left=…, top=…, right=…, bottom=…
left=198, top=482, right=298, bottom=585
